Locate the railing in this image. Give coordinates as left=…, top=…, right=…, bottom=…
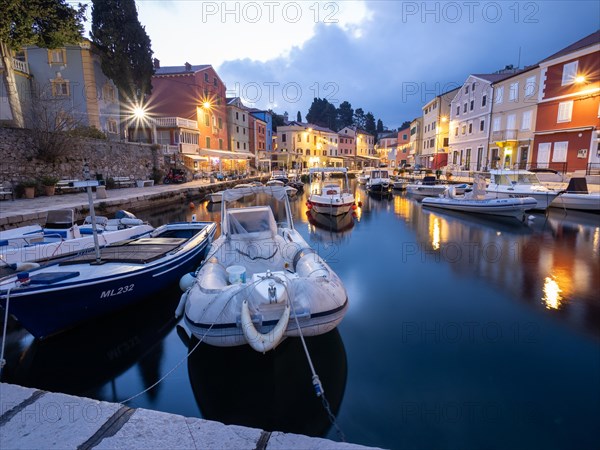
left=152, top=117, right=198, bottom=130
left=587, top=162, right=600, bottom=175
left=162, top=144, right=179, bottom=155
left=491, top=129, right=518, bottom=141
left=12, top=58, right=29, bottom=74
left=513, top=162, right=568, bottom=173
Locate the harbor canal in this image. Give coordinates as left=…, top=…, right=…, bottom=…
left=2, top=180, right=599, bottom=450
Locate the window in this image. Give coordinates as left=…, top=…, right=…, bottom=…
left=297, top=134, right=301, bottom=142
left=456, top=105, right=460, bottom=116
left=493, top=117, right=501, bottom=132
left=454, top=127, right=459, bottom=136
left=243, top=128, right=245, bottom=135
left=236, top=112, right=239, bottom=120
left=495, top=86, right=504, bottom=104
left=204, top=73, right=209, bottom=82
left=461, top=125, right=466, bottom=135
left=236, top=126, right=239, bottom=133
left=242, top=114, right=246, bottom=122
left=219, top=138, right=223, bottom=149
left=465, top=85, right=469, bottom=94
left=482, top=94, right=487, bottom=107
left=205, top=137, right=211, bottom=148
left=509, top=82, right=519, bottom=101
left=521, top=110, right=532, bottom=130
left=48, top=49, right=66, bottom=64
left=561, top=61, right=578, bottom=85
left=470, top=100, right=474, bottom=111
left=281, top=133, right=286, bottom=143
left=51, top=79, right=69, bottom=97
left=243, top=143, right=247, bottom=150
left=204, top=112, right=209, bottom=127
left=218, top=117, right=222, bottom=129
left=107, top=119, right=117, bottom=134
left=213, top=77, right=218, bottom=87
left=552, top=141, right=568, bottom=162
left=525, top=76, right=536, bottom=97
left=468, top=123, right=473, bottom=134
left=537, top=143, right=551, bottom=167
left=557, top=101, right=573, bottom=123
left=236, top=141, right=240, bottom=149
left=463, top=103, right=467, bottom=113
left=480, top=119, right=485, bottom=132
left=506, top=114, right=516, bottom=130
left=103, top=84, right=116, bottom=103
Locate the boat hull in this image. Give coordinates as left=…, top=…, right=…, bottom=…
left=422, top=196, right=538, bottom=218
left=550, top=193, right=600, bottom=212
left=485, top=190, right=557, bottom=210
left=0, top=223, right=216, bottom=338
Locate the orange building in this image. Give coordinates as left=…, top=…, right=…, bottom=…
left=533, top=31, right=600, bottom=173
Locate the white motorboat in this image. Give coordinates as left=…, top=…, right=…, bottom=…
left=406, top=176, right=468, bottom=199
left=366, top=168, right=392, bottom=193
left=486, top=169, right=559, bottom=210
left=177, top=185, right=349, bottom=352
left=0, top=209, right=153, bottom=268
left=357, top=171, right=369, bottom=185
left=550, top=177, right=600, bottom=212
left=422, top=176, right=537, bottom=219
left=392, top=178, right=408, bottom=190
left=265, top=179, right=297, bottom=198
left=207, top=191, right=223, bottom=203
left=307, top=167, right=356, bottom=216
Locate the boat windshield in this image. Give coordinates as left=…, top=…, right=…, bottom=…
left=517, top=173, right=541, bottom=185
left=493, top=172, right=541, bottom=186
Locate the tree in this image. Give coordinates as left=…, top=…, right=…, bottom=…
left=90, top=0, right=154, bottom=102
left=269, top=109, right=285, bottom=131
left=336, top=101, right=354, bottom=130
left=306, top=98, right=337, bottom=130
left=399, top=120, right=411, bottom=131
left=365, top=112, right=376, bottom=136
left=376, top=119, right=384, bottom=133
left=353, top=108, right=366, bottom=129
left=296, top=111, right=302, bottom=122
left=0, top=0, right=86, bottom=128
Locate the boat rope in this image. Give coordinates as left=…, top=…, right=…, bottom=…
left=236, top=247, right=278, bottom=261
left=279, top=276, right=347, bottom=443
left=0, top=288, right=12, bottom=378
left=119, top=278, right=262, bottom=405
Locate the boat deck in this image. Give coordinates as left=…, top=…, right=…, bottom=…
left=59, top=238, right=186, bottom=265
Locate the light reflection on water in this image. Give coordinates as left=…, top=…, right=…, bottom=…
left=3, top=180, right=599, bottom=450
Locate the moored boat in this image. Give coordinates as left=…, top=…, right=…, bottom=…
left=422, top=176, right=537, bottom=219
left=486, top=169, right=559, bottom=210
left=177, top=185, right=349, bottom=352
left=550, top=177, right=600, bottom=212
left=366, top=167, right=392, bottom=193
left=0, top=221, right=217, bottom=339
left=307, top=167, right=355, bottom=216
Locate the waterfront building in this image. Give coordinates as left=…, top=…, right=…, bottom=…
left=376, top=132, right=398, bottom=168
left=276, top=121, right=339, bottom=169
left=396, top=126, right=411, bottom=168
left=532, top=30, right=600, bottom=173
left=248, top=113, right=267, bottom=170
left=338, top=126, right=377, bottom=168
left=420, top=87, right=460, bottom=169
left=488, top=65, right=541, bottom=170
left=408, top=117, right=423, bottom=168
left=449, top=72, right=515, bottom=171
left=338, top=132, right=356, bottom=169
left=1, top=40, right=120, bottom=138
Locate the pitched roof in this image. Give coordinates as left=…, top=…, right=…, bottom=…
left=472, top=72, right=519, bottom=83
left=539, top=30, right=600, bottom=63
left=154, top=64, right=211, bottom=75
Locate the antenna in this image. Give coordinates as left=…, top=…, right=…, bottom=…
left=517, top=46, right=522, bottom=69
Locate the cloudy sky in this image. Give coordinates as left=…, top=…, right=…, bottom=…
left=85, top=1, right=599, bottom=129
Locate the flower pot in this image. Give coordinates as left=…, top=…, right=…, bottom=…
left=24, top=186, right=35, bottom=199
left=44, top=185, right=56, bottom=196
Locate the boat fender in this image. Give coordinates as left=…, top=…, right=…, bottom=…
left=179, top=272, right=196, bottom=292
left=292, top=247, right=317, bottom=271
left=292, top=247, right=329, bottom=278
left=447, top=186, right=456, bottom=199
left=119, top=218, right=144, bottom=226
left=175, top=290, right=189, bottom=318
left=241, top=300, right=290, bottom=353
left=10, top=262, right=41, bottom=272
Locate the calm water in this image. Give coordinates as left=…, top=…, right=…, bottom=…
left=3, top=180, right=599, bottom=450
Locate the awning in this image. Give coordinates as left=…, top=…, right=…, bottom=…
left=357, top=155, right=380, bottom=160
left=328, top=157, right=344, bottom=162
left=198, top=148, right=252, bottom=159
left=183, top=154, right=208, bottom=161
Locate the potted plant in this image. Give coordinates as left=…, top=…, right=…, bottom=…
left=21, top=180, right=38, bottom=199
left=40, top=175, right=59, bottom=196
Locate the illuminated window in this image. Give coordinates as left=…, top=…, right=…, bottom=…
left=561, top=61, right=578, bottom=86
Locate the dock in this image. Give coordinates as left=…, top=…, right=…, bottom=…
left=0, top=383, right=378, bottom=449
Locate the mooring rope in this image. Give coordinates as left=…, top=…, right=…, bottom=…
left=0, top=288, right=12, bottom=378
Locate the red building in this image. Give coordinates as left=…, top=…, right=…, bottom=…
left=248, top=113, right=267, bottom=167
left=396, top=126, right=411, bottom=167
left=533, top=31, right=600, bottom=173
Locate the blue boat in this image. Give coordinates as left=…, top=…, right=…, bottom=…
left=0, top=221, right=217, bottom=339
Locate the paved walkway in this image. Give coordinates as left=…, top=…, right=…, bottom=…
left=0, top=383, right=379, bottom=449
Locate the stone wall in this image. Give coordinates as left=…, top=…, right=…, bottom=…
left=0, top=126, right=166, bottom=187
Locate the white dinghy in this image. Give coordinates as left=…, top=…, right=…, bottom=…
left=422, top=175, right=537, bottom=219
left=177, top=185, right=349, bottom=352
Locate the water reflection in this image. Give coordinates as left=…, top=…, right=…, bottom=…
left=416, top=207, right=600, bottom=338
left=185, top=329, right=347, bottom=437
left=306, top=210, right=355, bottom=245
left=3, top=287, right=180, bottom=399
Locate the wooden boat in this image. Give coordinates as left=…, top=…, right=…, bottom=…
left=177, top=185, right=349, bottom=352
left=0, top=221, right=217, bottom=339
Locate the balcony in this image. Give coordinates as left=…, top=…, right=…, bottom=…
left=0, top=57, right=30, bottom=75
left=491, top=129, right=518, bottom=141
left=152, top=117, right=198, bottom=130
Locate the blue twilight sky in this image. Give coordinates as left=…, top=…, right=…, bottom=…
left=82, top=1, right=599, bottom=129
